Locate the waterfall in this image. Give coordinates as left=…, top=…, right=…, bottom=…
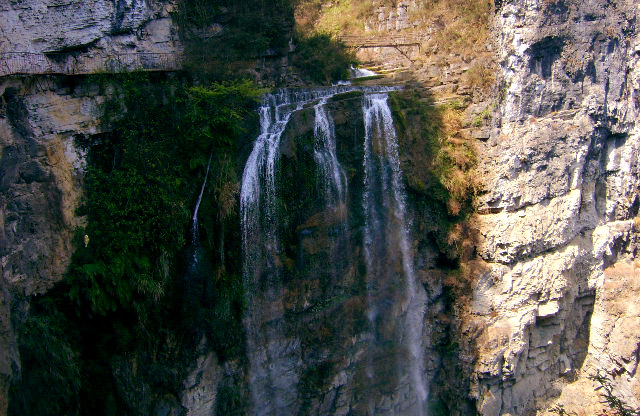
left=351, top=65, right=379, bottom=79
left=362, top=93, right=428, bottom=415
left=240, top=85, right=427, bottom=415
left=192, top=152, right=212, bottom=243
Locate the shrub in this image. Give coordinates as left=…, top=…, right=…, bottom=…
left=9, top=299, right=81, bottom=416
left=292, top=32, right=357, bottom=84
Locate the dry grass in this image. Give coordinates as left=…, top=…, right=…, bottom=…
left=296, top=0, right=493, bottom=57
left=411, top=0, right=492, bottom=57
left=462, top=61, right=497, bottom=93
left=295, top=0, right=377, bottom=34
left=437, top=105, right=479, bottom=215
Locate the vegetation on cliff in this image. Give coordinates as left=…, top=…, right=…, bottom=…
left=174, top=0, right=356, bottom=84
left=390, top=89, right=476, bottom=258
left=9, top=73, right=261, bottom=415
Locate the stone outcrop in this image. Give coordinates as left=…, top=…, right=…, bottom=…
left=469, top=0, right=640, bottom=413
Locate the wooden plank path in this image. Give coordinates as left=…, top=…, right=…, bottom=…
left=0, top=52, right=181, bottom=77
left=338, top=34, right=425, bottom=49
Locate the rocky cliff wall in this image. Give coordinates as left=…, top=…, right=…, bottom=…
left=0, top=0, right=180, bottom=55
left=0, top=75, right=105, bottom=415
left=0, top=3, right=180, bottom=412
left=470, top=0, right=640, bottom=413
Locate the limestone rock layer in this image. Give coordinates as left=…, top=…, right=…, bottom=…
left=472, top=0, right=640, bottom=413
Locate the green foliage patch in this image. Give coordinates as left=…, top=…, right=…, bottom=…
left=70, top=73, right=261, bottom=318
left=291, top=32, right=357, bottom=84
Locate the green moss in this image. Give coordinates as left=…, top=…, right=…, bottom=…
left=329, top=90, right=364, bottom=102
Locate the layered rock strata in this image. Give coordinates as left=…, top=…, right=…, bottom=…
left=470, top=0, right=640, bottom=413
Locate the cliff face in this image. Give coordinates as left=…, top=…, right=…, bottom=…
left=0, top=3, right=180, bottom=414
left=0, top=76, right=106, bottom=414
left=470, top=0, right=640, bottom=413
left=0, top=0, right=179, bottom=55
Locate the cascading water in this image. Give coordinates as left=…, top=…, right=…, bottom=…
left=351, top=65, right=379, bottom=79
left=240, top=85, right=428, bottom=415
left=362, top=93, right=429, bottom=415
left=313, top=97, right=347, bottom=208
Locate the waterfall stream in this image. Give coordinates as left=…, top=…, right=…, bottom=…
left=240, top=86, right=428, bottom=415
left=362, top=93, right=428, bottom=415
left=192, top=152, right=212, bottom=244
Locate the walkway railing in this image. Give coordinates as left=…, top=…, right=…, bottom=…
left=0, top=52, right=181, bottom=77
left=338, top=34, right=425, bottom=49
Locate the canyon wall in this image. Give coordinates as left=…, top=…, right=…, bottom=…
left=0, top=1, right=180, bottom=412
left=1, top=0, right=639, bottom=414
left=470, top=0, right=640, bottom=413
left=0, top=0, right=180, bottom=56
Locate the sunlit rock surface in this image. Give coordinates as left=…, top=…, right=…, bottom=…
left=470, top=0, right=640, bottom=413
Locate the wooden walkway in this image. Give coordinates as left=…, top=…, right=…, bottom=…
left=0, top=52, right=181, bottom=77
left=338, top=34, right=424, bottom=49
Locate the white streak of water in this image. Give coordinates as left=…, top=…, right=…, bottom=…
left=313, top=97, right=347, bottom=207
left=192, top=152, right=212, bottom=243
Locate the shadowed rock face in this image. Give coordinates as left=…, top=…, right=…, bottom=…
left=470, top=0, right=640, bottom=413
left=0, top=76, right=103, bottom=415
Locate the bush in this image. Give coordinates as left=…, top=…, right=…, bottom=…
left=9, top=298, right=81, bottom=416
left=292, top=32, right=357, bottom=84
